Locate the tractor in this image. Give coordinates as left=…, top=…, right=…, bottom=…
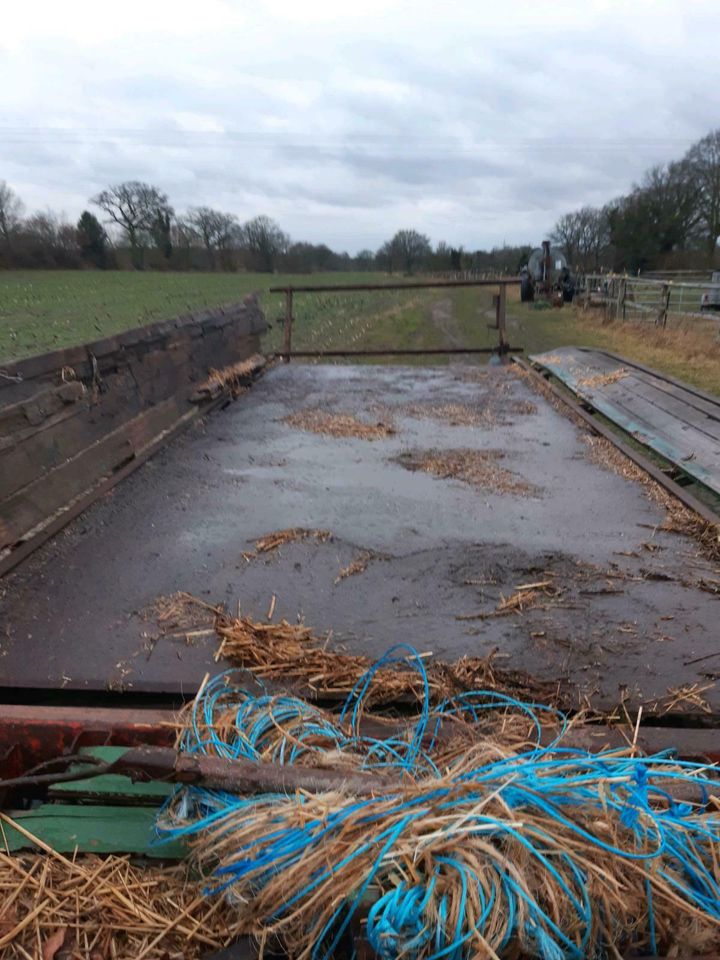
left=520, top=240, right=575, bottom=306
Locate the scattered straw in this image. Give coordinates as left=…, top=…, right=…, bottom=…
left=142, top=594, right=216, bottom=645
left=582, top=434, right=720, bottom=563
left=394, top=448, right=541, bottom=497
left=0, top=842, right=246, bottom=960
left=458, top=582, right=561, bottom=620
left=193, top=353, right=265, bottom=399
left=578, top=367, right=628, bottom=390
left=376, top=397, right=536, bottom=428
left=334, top=551, right=373, bottom=583
left=253, top=528, right=332, bottom=554
left=200, top=597, right=556, bottom=705
left=283, top=409, right=395, bottom=440
left=659, top=683, right=715, bottom=715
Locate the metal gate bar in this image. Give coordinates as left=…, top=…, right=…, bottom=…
left=268, top=278, right=519, bottom=360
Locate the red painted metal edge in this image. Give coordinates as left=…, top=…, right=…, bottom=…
left=0, top=705, right=176, bottom=779
left=0, top=705, right=717, bottom=779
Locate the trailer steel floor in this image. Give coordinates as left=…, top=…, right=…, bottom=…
left=1, top=364, right=718, bottom=713
left=531, top=346, right=720, bottom=497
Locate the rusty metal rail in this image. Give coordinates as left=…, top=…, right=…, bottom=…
left=282, top=347, right=522, bottom=357
left=268, top=278, right=520, bottom=360
left=268, top=279, right=517, bottom=293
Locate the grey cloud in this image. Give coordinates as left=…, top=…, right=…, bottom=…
left=3, top=2, right=720, bottom=250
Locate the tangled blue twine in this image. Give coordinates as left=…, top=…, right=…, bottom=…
left=157, top=646, right=720, bottom=959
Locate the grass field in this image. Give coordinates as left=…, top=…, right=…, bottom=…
left=1, top=270, right=718, bottom=395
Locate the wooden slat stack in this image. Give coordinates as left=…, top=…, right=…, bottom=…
left=0, top=295, right=267, bottom=572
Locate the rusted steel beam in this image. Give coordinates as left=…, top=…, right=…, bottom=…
left=268, top=279, right=518, bottom=293
left=279, top=347, right=523, bottom=357
left=514, top=357, right=720, bottom=526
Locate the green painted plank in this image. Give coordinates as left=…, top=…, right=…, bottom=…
left=2, top=805, right=185, bottom=859
left=49, top=746, right=174, bottom=802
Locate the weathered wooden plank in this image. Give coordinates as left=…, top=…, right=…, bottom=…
left=0, top=433, right=135, bottom=549
left=0, top=300, right=266, bottom=566
left=631, top=372, right=720, bottom=437
left=0, top=380, right=86, bottom=436
left=0, top=298, right=262, bottom=392
left=0, top=395, right=192, bottom=549
left=0, top=405, right=202, bottom=578
left=0, top=370, right=142, bottom=501
left=2, top=805, right=185, bottom=857
left=531, top=347, right=720, bottom=497
left=602, top=384, right=720, bottom=459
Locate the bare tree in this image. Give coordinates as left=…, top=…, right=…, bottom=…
left=375, top=240, right=395, bottom=273
left=0, top=181, right=24, bottom=253
left=551, top=207, right=610, bottom=272
left=355, top=249, right=375, bottom=271
left=685, top=130, right=720, bottom=260
left=186, top=207, right=238, bottom=269
left=389, top=229, right=431, bottom=274
left=550, top=212, right=584, bottom=268
left=91, top=181, right=173, bottom=269
left=239, top=215, right=289, bottom=272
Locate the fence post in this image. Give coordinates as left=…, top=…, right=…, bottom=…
left=283, top=288, right=293, bottom=361
left=496, top=283, right=508, bottom=358
left=616, top=277, right=627, bottom=322
left=656, top=283, right=670, bottom=328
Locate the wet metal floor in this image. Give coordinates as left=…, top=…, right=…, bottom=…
left=1, top=364, right=718, bottom=711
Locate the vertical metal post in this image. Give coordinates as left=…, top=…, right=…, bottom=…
left=656, top=283, right=670, bottom=328
left=283, top=288, right=293, bottom=361
left=496, top=283, right=508, bottom=359
left=617, top=277, right=627, bottom=322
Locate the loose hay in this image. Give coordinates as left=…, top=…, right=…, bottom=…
left=283, top=409, right=395, bottom=440
left=0, top=841, right=246, bottom=960
left=458, top=581, right=561, bottom=620
left=254, top=528, right=332, bottom=554
left=582, top=433, right=720, bottom=563
left=194, top=353, right=266, bottom=399
left=577, top=366, right=629, bottom=389
left=394, top=448, right=541, bottom=497
left=334, top=551, right=373, bottom=583
left=375, top=397, right=536, bottom=428
left=200, top=596, right=556, bottom=705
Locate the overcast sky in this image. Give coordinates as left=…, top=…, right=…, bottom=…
left=2, top=0, right=720, bottom=253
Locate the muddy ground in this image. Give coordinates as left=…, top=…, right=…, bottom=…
left=0, top=363, right=717, bottom=712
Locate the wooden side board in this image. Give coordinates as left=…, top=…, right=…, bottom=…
left=0, top=296, right=267, bottom=565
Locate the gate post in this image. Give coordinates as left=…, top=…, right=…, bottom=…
left=496, top=283, right=508, bottom=358
left=656, top=283, right=670, bottom=328
left=283, top=289, right=293, bottom=362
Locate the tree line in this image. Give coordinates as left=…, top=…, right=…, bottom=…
left=0, top=178, right=530, bottom=275
left=551, top=128, right=720, bottom=274
left=11, top=125, right=719, bottom=279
